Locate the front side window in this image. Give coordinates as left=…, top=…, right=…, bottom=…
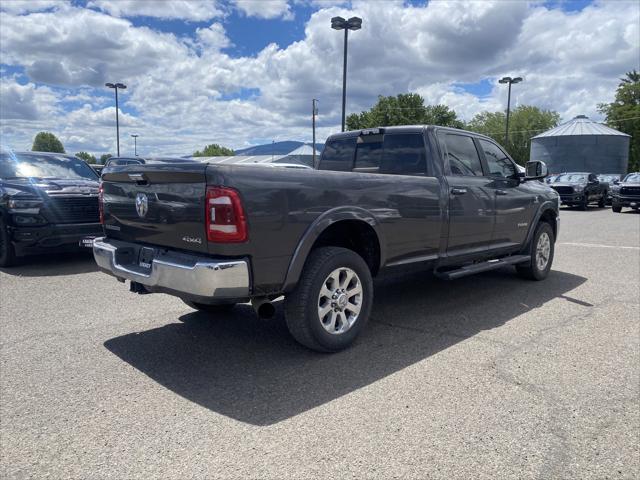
left=442, top=134, right=483, bottom=176
left=479, top=139, right=516, bottom=178
left=319, top=137, right=356, bottom=171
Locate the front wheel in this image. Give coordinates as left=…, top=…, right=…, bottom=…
left=612, top=205, right=622, bottom=213
left=284, top=247, right=373, bottom=352
left=0, top=219, right=18, bottom=268
left=579, top=197, right=589, bottom=211
left=598, top=195, right=606, bottom=208
left=517, top=222, right=555, bottom=281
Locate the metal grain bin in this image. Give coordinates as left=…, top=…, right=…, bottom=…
left=530, top=115, right=630, bottom=174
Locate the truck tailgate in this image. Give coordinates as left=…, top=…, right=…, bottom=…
left=101, top=163, right=208, bottom=253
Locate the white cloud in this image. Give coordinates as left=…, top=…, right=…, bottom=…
left=234, top=0, right=293, bottom=20
left=0, top=0, right=68, bottom=14
left=0, top=0, right=638, bottom=156
left=88, top=0, right=223, bottom=21
left=0, top=78, right=59, bottom=120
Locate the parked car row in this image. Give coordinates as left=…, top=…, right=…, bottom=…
left=545, top=171, right=640, bottom=212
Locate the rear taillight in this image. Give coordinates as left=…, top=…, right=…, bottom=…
left=206, top=186, right=247, bottom=243
left=98, top=183, right=104, bottom=224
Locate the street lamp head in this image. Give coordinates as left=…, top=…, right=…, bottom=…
left=512, top=77, right=523, bottom=84
left=331, top=16, right=347, bottom=30
left=498, top=77, right=512, bottom=84
left=115, top=83, right=127, bottom=89
left=131, top=134, right=139, bottom=138
left=347, top=17, right=362, bottom=30
left=105, top=82, right=115, bottom=88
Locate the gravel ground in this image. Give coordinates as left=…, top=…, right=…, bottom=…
left=1, top=207, right=638, bottom=479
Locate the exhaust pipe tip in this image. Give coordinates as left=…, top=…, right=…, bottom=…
left=251, top=298, right=276, bottom=320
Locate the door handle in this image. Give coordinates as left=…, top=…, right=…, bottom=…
left=495, top=189, right=508, bottom=196
left=451, top=187, right=467, bottom=195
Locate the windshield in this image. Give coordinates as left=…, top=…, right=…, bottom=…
left=623, top=173, right=640, bottom=183
left=555, top=173, right=587, bottom=183
left=598, top=175, right=618, bottom=183
left=0, top=152, right=98, bottom=181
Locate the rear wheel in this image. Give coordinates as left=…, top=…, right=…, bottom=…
left=517, top=222, right=554, bottom=281
left=284, top=247, right=373, bottom=352
left=183, top=300, right=236, bottom=314
left=612, top=204, right=622, bottom=213
left=0, top=219, right=18, bottom=268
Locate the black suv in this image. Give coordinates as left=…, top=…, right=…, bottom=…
left=611, top=172, right=640, bottom=212
left=549, top=172, right=607, bottom=210
left=0, top=151, right=102, bottom=266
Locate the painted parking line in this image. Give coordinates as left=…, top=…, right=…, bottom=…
left=558, top=242, right=640, bottom=250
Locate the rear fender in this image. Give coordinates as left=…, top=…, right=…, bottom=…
left=281, top=207, right=386, bottom=293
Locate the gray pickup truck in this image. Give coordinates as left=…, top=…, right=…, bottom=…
left=94, top=126, right=559, bottom=352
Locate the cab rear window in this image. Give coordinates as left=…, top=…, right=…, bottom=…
left=319, top=138, right=356, bottom=171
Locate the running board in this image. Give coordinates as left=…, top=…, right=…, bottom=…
left=435, top=255, right=531, bottom=280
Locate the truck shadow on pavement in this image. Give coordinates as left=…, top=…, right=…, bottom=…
left=0, top=251, right=98, bottom=277
left=104, top=268, right=586, bottom=426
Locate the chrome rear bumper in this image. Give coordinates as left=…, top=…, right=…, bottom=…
left=93, top=237, right=249, bottom=299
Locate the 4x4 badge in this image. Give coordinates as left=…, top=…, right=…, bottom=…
left=135, top=193, right=148, bottom=218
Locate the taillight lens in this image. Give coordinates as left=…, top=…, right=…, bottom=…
left=98, top=183, right=104, bottom=224
left=206, top=186, right=247, bottom=243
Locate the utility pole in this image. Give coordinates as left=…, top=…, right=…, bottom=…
left=312, top=99, right=318, bottom=165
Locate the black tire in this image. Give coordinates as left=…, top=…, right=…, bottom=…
left=284, top=247, right=373, bottom=352
left=182, top=300, right=236, bottom=313
left=579, top=196, right=588, bottom=211
left=517, top=221, right=555, bottom=281
left=612, top=205, right=622, bottom=213
left=0, top=218, right=18, bottom=268
left=598, top=195, right=606, bottom=208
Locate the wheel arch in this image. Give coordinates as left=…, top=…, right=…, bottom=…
left=524, top=202, right=558, bottom=249
left=282, top=207, right=386, bottom=293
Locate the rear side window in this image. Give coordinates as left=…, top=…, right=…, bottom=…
left=443, top=134, right=483, bottom=176
left=353, top=133, right=427, bottom=175
left=319, top=137, right=356, bottom=171
left=381, top=134, right=427, bottom=175
left=479, top=139, right=516, bottom=178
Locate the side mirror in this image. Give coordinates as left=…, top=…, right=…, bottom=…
left=589, top=179, right=599, bottom=185
left=524, top=160, right=548, bottom=180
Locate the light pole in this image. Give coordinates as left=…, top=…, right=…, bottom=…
left=105, top=82, right=127, bottom=156
left=131, top=134, right=139, bottom=156
left=498, top=76, right=522, bottom=145
left=331, top=16, right=362, bottom=132
left=312, top=99, right=318, bottom=165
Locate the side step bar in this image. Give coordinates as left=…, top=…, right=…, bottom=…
left=435, top=255, right=531, bottom=280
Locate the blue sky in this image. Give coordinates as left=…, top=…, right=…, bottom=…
left=1, top=0, right=638, bottom=156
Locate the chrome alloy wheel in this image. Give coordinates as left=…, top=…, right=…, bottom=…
left=536, top=232, right=551, bottom=271
left=317, top=267, right=363, bottom=335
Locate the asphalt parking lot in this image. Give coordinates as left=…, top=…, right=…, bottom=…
left=1, top=207, right=639, bottom=479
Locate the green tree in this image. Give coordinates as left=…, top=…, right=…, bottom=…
left=193, top=144, right=234, bottom=157
left=346, top=94, right=463, bottom=130
left=32, top=132, right=65, bottom=153
left=99, top=153, right=113, bottom=164
left=598, top=70, right=640, bottom=172
left=75, top=151, right=96, bottom=164
left=466, top=105, right=560, bottom=165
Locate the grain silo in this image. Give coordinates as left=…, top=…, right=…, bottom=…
left=530, top=115, right=630, bottom=174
